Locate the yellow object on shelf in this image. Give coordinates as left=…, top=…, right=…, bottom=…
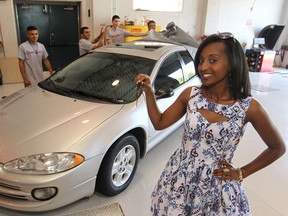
left=119, top=25, right=161, bottom=42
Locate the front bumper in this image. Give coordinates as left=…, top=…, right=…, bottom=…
left=0, top=155, right=103, bottom=212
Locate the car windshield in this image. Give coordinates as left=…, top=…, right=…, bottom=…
left=40, top=52, right=155, bottom=103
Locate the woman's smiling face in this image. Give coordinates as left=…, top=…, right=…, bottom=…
left=197, top=42, right=230, bottom=88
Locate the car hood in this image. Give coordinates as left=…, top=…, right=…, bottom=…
left=0, top=86, right=123, bottom=162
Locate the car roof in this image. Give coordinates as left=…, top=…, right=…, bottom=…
left=94, top=40, right=185, bottom=60
left=93, top=29, right=199, bottom=60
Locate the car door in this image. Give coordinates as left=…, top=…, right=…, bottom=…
left=147, top=50, right=194, bottom=143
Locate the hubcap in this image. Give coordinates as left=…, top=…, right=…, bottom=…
left=111, top=145, right=136, bottom=187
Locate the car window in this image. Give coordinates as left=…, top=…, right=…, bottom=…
left=42, top=52, right=156, bottom=103
left=179, top=51, right=196, bottom=81
left=154, top=53, right=183, bottom=91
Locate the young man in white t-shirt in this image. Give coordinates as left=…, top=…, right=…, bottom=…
left=78, top=26, right=106, bottom=56
left=17, top=26, right=53, bottom=87
left=106, top=15, right=148, bottom=45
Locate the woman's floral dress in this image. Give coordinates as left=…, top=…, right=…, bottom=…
left=151, top=86, right=252, bottom=216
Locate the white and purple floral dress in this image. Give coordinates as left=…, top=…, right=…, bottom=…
left=151, top=86, right=252, bottom=216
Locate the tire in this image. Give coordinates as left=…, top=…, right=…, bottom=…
left=96, top=133, right=140, bottom=196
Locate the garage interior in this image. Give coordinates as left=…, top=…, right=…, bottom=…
left=0, top=0, right=288, bottom=215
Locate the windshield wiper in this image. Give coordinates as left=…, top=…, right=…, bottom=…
left=72, top=90, right=125, bottom=104
left=40, top=79, right=74, bottom=97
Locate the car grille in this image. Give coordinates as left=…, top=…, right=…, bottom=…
left=0, top=182, right=30, bottom=200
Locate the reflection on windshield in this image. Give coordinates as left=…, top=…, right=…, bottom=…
left=41, top=52, right=155, bottom=103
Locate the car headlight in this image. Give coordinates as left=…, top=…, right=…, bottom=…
left=3, top=153, right=84, bottom=174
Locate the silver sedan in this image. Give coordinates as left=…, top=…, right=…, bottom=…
left=0, top=38, right=200, bottom=212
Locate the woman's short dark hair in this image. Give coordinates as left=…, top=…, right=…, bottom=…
left=194, top=33, right=251, bottom=99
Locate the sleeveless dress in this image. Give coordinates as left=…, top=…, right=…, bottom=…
left=151, top=86, right=252, bottom=216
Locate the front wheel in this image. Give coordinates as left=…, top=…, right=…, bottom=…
left=96, top=134, right=140, bottom=196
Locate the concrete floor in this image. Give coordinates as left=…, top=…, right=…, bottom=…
left=0, top=68, right=287, bottom=216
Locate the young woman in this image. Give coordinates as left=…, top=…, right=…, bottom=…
left=136, top=33, right=286, bottom=215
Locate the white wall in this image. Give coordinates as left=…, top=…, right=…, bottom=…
left=205, top=0, right=287, bottom=50
left=0, top=0, right=19, bottom=57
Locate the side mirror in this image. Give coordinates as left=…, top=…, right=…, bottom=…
left=155, top=86, right=174, bottom=99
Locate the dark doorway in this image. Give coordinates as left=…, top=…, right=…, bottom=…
left=15, top=1, right=80, bottom=70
